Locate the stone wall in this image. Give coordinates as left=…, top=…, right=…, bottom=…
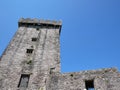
left=0, top=18, right=61, bottom=90
left=48, top=68, right=120, bottom=90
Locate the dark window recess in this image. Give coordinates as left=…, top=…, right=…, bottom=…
left=32, top=38, right=37, bottom=41
left=50, top=68, right=55, bottom=74
left=26, top=49, right=33, bottom=54
left=18, top=74, right=30, bottom=88
left=36, top=28, right=39, bottom=30
left=85, top=80, right=94, bottom=90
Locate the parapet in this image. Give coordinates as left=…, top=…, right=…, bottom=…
left=18, top=18, right=62, bottom=27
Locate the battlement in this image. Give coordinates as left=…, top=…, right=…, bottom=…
left=18, top=18, right=62, bottom=27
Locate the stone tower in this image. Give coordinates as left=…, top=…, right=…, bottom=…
left=0, top=18, right=62, bottom=90
left=0, top=18, right=120, bottom=90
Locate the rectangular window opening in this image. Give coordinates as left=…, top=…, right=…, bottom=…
left=85, top=80, right=94, bottom=90
left=26, top=49, right=33, bottom=54
left=32, top=38, right=37, bottom=41
left=18, top=74, right=30, bottom=88
left=50, top=67, right=55, bottom=74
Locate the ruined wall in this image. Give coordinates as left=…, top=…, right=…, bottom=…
left=48, top=68, right=120, bottom=90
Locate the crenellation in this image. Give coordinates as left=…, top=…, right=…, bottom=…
left=19, top=18, right=62, bottom=27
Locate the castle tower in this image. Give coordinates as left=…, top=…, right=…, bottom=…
left=0, top=18, right=62, bottom=90
left=0, top=18, right=120, bottom=90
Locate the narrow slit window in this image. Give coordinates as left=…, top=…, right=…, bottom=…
left=18, top=74, right=30, bottom=88
left=85, top=80, right=94, bottom=90
left=26, top=49, right=33, bottom=54
left=32, top=38, right=37, bottom=41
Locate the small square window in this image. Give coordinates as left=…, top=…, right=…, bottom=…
left=85, top=80, right=94, bottom=90
left=50, top=68, right=55, bottom=74
left=32, top=38, right=37, bottom=41
left=36, top=28, right=39, bottom=31
left=18, top=74, right=30, bottom=88
left=26, top=49, right=33, bottom=54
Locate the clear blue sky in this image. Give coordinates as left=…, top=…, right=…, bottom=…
left=0, top=0, right=120, bottom=73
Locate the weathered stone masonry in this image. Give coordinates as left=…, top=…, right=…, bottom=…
left=0, top=18, right=120, bottom=90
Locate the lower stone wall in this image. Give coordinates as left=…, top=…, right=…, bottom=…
left=48, top=68, right=120, bottom=90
